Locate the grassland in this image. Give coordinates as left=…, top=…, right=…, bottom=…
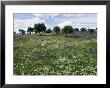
left=14, top=32, right=97, bottom=75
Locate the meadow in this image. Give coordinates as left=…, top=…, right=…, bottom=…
left=14, top=32, right=97, bottom=75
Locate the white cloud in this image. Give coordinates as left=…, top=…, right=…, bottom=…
left=62, top=13, right=86, bottom=18
left=32, top=13, right=59, bottom=19
left=56, top=20, right=82, bottom=28
left=56, top=20, right=96, bottom=29
left=14, top=13, right=58, bottom=33
left=50, top=14, right=59, bottom=18
left=32, top=13, right=86, bottom=19
left=32, top=14, right=41, bottom=17
left=14, top=16, right=45, bottom=33
left=57, top=21, right=73, bottom=28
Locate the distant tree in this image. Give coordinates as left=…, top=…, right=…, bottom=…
left=34, top=23, right=46, bottom=35
left=80, top=28, right=87, bottom=32
left=19, top=29, right=26, bottom=35
left=46, top=28, right=52, bottom=33
left=53, top=26, right=60, bottom=34
left=34, top=24, right=38, bottom=34
left=87, top=28, right=91, bottom=32
left=74, top=28, right=79, bottom=32
left=88, top=29, right=95, bottom=35
left=40, top=23, right=46, bottom=32
left=62, top=25, right=74, bottom=36
left=27, top=27, right=34, bottom=34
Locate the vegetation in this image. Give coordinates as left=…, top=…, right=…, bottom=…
left=53, top=26, right=60, bottom=34
left=62, top=25, right=74, bottom=36
left=46, top=28, right=52, bottom=33
left=34, top=23, right=46, bottom=35
left=19, top=29, right=26, bottom=35
left=14, top=23, right=97, bottom=75
left=74, top=28, right=79, bottom=32
left=80, top=28, right=87, bottom=32
left=27, top=27, right=34, bottom=34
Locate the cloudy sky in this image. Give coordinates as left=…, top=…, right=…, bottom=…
left=14, top=13, right=97, bottom=33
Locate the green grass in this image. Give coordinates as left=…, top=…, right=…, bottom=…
left=14, top=32, right=97, bottom=75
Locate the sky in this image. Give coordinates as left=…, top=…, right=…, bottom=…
left=14, top=13, right=97, bottom=33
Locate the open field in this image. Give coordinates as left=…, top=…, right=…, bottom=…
left=14, top=32, right=97, bottom=75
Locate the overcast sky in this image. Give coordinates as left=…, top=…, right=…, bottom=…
left=14, top=13, right=97, bottom=33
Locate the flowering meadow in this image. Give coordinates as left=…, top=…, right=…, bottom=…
left=14, top=32, right=97, bottom=75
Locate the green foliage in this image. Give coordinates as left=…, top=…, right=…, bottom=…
left=27, top=27, right=34, bottom=34
left=34, top=23, right=46, bottom=35
left=19, top=29, right=26, bottom=35
left=46, top=29, right=52, bottom=33
left=14, top=32, right=97, bottom=75
left=53, top=26, right=60, bottom=34
left=62, top=25, right=74, bottom=36
left=74, top=28, right=79, bottom=32
left=80, top=28, right=87, bottom=32
left=87, top=29, right=95, bottom=35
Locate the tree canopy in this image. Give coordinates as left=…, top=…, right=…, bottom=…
left=27, top=27, right=34, bottom=34
left=80, top=28, right=87, bottom=32
left=53, top=26, right=60, bottom=34
left=46, top=28, right=52, bottom=33
left=74, top=28, right=79, bottom=32
left=62, top=25, right=74, bottom=36
left=19, top=29, right=26, bottom=35
left=17, top=22, right=97, bottom=36
left=34, top=23, right=46, bottom=35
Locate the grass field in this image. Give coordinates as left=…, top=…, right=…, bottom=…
left=14, top=32, right=97, bottom=75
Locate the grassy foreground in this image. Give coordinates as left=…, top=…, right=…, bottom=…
left=14, top=32, right=97, bottom=75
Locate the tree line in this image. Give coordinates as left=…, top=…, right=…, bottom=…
left=16, top=23, right=97, bottom=36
